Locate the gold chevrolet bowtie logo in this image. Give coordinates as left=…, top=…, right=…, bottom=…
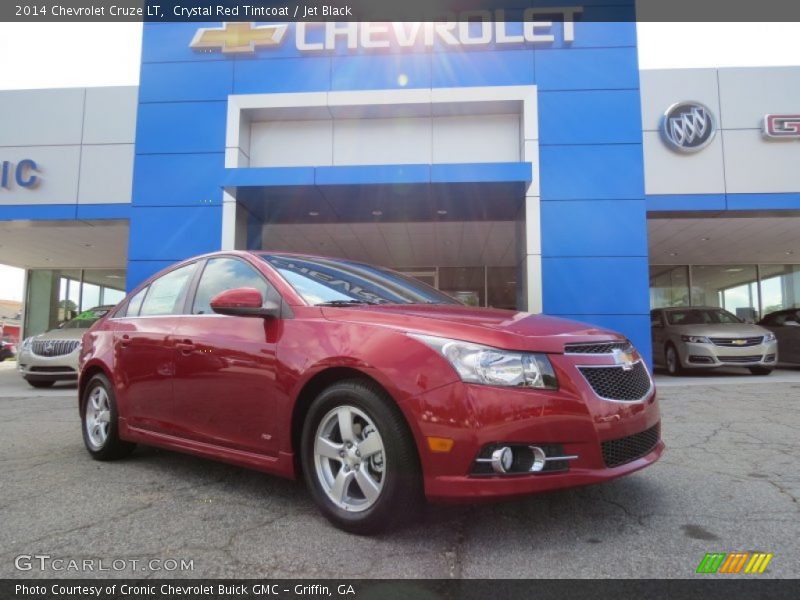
left=190, top=22, right=288, bottom=54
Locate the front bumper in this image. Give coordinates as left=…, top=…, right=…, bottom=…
left=411, top=353, right=662, bottom=502
left=17, top=349, right=79, bottom=381
left=679, top=340, right=778, bottom=368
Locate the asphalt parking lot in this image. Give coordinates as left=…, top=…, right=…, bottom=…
left=0, top=360, right=798, bottom=579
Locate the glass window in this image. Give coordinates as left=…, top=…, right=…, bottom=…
left=690, top=265, right=759, bottom=321
left=122, top=286, right=148, bottom=318
left=192, top=257, right=278, bottom=315
left=487, top=267, right=517, bottom=310
left=139, top=263, right=197, bottom=316
left=261, top=254, right=458, bottom=306
left=649, top=266, right=689, bottom=308
left=665, top=308, right=742, bottom=326
left=439, top=267, right=485, bottom=307
left=759, top=264, right=800, bottom=317
left=59, top=306, right=112, bottom=329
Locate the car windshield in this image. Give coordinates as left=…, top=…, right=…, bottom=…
left=259, top=254, right=459, bottom=306
left=666, top=308, right=742, bottom=326
left=59, top=307, right=111, bottom=329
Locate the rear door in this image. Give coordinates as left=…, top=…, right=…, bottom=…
left=171, top=256, right=284, bottom=454
left=112, top=262, right=198, bottom=433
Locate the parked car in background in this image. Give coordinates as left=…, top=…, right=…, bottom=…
left=77, top=251, right=663, bottom=534
left=759, top=308, right=800, bottom=365
left=0, top=340, right=15, bottom=361
left=651, top=306, right=777, bottom=376
left=17, top=306, right=114, bottom=388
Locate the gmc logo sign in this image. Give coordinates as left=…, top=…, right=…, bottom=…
left=763, top=114, right=800, bottom=139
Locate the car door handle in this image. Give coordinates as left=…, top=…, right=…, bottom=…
left=176, top=340, right=195, bottom=355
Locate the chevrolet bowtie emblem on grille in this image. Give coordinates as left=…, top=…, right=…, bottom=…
left=612, top=348, right=636, bottom=371
left=732, top=339, right=747, bottom=346
left=190, top=22, right=288, bottom=54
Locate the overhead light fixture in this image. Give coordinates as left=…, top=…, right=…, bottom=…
left=83, top=243, right=94, bottom=248
left=700, top=237, right=710, bottom=241
left=669, top=252, right=678, bottom=257
left=308, top=211, right=319, bottom=217
left=372, top=210, right=383, bottom=216
left=725, top=268, right=744, bottom=273
left=437, top=210, right=448, bottom=215
left=786, top=250, right=795, bottom=255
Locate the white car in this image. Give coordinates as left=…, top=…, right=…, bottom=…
left=17, top=306, right=113, bottom=388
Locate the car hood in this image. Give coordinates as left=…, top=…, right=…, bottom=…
left=668, top=323, right=769, bottom=337
left=321, top=304, right=626, bottom=353
left=33, top=328, right=86, bottom=341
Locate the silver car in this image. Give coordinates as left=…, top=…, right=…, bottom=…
left=651, top=306, right=778, bottom=376
left=17, top=306, right=113, bottom=388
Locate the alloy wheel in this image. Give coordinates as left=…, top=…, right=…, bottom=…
left=85, top=386, right=111, bottom=450
left=313, top=405, right=386, bottom=512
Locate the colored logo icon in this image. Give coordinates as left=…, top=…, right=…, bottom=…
left=696, top=552, right=773, bottom=574
left=661, top=101, right=717, bottom=153
left=190, top=22, right=288, bottom=54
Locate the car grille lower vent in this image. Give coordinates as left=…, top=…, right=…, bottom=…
left=602, top=423, right=661, bottom=468
left=31, top=339, right=80, bottom=357
left=565, top=341, right=631, bottom=354
left=578, top=361, right=651, bottom=401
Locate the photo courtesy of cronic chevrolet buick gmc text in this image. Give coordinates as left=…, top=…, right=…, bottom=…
left=77, top=252, right=663, bottom=534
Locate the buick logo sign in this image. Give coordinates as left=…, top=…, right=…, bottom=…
left=661, top=101, right=717, bottom=153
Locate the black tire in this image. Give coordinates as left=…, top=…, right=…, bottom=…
left=749, top=366, right=773, bottom=376
left=300, top=379, right=423, bottom=535
left=665, top=344, right=684, bottom=376
left=26, top=378, right=55, bottom=388
left=81, top=373, right=136, bottom=461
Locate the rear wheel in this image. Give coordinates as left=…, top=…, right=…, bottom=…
left=749, top=366, right=773, bottom=376
left=665, top=344, right=683, bottom=376
left=301, top=379, right=423, bottom=534
left=81, top=373, right=136, bottom=461
left=26, top=379, right=55, bottom=388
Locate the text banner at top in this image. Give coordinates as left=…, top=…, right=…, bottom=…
left=3, top=0, right=800, bottom=22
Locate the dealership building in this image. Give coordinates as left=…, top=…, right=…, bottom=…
left=1, top=19, right=799, bottom=365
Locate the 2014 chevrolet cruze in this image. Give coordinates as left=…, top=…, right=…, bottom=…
left=78, top=252, right=663, bottom=533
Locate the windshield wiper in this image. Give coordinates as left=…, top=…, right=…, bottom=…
left=315, top=299, right=380, bottom=307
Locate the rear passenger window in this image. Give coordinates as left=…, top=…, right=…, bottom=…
left=139, top=263, right=197, bottom=316
left=192, top=257, right=279, bottom=315
left=123, top=286, right=149, bottom=317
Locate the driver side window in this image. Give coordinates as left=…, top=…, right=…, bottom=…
left=192, top=257, right=279, bottom=315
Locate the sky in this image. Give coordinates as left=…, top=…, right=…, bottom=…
left=0, top=22, right=799, bottom=301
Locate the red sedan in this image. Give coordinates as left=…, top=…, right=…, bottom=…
left=78, top=251, right=663, bottom=533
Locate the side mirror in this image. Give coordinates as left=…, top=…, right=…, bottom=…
left=210, top=287, right=280, bottom=318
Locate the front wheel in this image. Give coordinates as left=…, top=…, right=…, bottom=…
left=81, top=373, right=136, bottom=461
left=301, top=379, right=423, bottom=534
left=749, top=366, right=773, bottom=376
left=665, top=344, right=684, bottom=376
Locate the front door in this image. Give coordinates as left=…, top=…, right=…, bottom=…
left=171, top=256, right=283, bottom=455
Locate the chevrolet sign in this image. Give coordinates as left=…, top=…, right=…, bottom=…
left=191, top=9, right=583, bottom=54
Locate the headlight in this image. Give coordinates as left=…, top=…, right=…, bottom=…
left=681, top=335, right=710, bottom=343
left=763, top=332, right=776, bottom=343
left=21, top=337, right=32, bottom=351
left=408, top=334, right=558, bottom=389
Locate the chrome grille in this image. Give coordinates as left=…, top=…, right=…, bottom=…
left=709, top=336, right=764, bottom=347
left=564, top=341, right=631, bottom=354
left=31, top=339, right=80, bottom=357
left=602, top=423, right=661, bottom=468
left=578, top=361, right=652, bottom=402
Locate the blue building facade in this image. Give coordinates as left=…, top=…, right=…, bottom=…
left=129, top=19, right=651, bottom=362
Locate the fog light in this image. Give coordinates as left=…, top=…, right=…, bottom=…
left=491, top=446, right=514, bottom=474
left=530, top=446, right=546, bottom=472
